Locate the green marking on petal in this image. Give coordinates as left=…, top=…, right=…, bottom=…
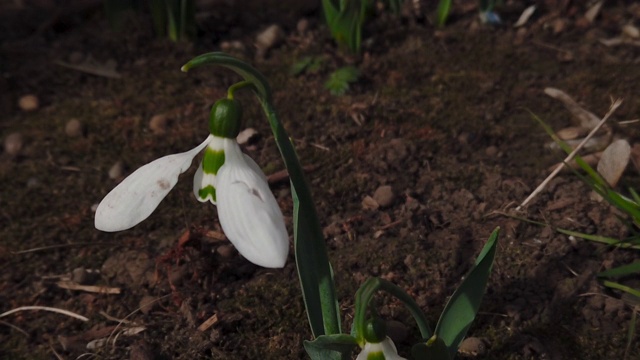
left=367, top=352, right=385, bottom=360
left=203, top=147, right=225, bottom=174
left=198, top=185, right=216, bottom=202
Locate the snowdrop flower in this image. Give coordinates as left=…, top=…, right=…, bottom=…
left=95, top=98, right=289, bottom=268
left=356, top=337, right=406, bottom=360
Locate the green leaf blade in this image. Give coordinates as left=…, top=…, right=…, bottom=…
left=436, top=0, right=452, bottom=27
left=304, top=334, right=358, bottom=360
left=434, top=227, right=499, bottom=358
left=598, top=262, right=640, bottom=278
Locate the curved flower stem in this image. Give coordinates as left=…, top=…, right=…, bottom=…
left=182, top=52, right=341, bottom=338
left=354, top=277, right=432, bottom=345
left=227, top=81, right=254, bottom=99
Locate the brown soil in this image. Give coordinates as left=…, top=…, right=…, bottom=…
left=1, top=1, right=639, bottom=359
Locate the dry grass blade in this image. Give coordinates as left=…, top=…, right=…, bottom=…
left=0, top=306, right=89, bottom=322
left=518, top=98, right=623, bottom=210
left=56, top=281, right=121, bottom=295
left=55, top=60, right=122, bottom=78
left=197, top=313, right=219, bottom=331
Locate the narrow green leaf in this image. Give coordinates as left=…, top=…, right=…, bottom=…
left=598, top=262, right=640, bottom=278
left=290, top=57, right=313, bottom=76
left=182, top=52, right=341, bottom=337
left=304, top=334, right=358, bottom=360
left=165, top=0, right=178, bottom=41
left=602, top=280, right=640, bottom=299
left=149, top=0, right=167, bottom=36
left=629, top=188, right=640, bottom=206
left=436, top=0, right=452, bottom=27
left=434, top=228, right=499, bottom=358
left=624, top=309, right=637, bottom=359
left=555, top=228, right=640, bottom=250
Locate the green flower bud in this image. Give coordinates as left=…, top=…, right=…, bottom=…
left=364, top=318, right=387, bottom=344
left=209, top=98, right=242, bottom=138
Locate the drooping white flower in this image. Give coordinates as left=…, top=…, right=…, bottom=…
left=356, top=337, right=406, bottom=360
left=95, top=98, right=289, bottom=268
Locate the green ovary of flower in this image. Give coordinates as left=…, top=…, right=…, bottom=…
left=209, top=98, right=242, bottom=138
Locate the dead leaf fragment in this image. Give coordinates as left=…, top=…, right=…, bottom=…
left=514, top=5, right=536, bottom=28
left=585, top=1, right=603, bottom=23
left=597, top=139, right=630, bottom=187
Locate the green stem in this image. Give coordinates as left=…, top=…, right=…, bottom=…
left=354, top=277, right=432, bottom=344
left=227, top=81, right=254, bottom=99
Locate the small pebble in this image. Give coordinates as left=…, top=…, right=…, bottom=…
left=108, top=160, right=124, bottom=180
left=18, top=94, right=39, bottom=112
left=149, top=114, right=168, bottom=135
left=485, top=145, right=498, bottom=157
left=91, top=203, right=99, bottom=212
left=373, top=185, right=395, bottom=208
left=256, top=24, right=284, bottom=57
left=622, top=24, right=639, bottom=39
left=459, top=337, right=487, bottom=357
left=361, top=195, right=379, bottom=210
left=551, top=18, right=567, bottom=34
left=65, top=119, right=83, bottom=137
left=4, top=132, right=23, bottom=157
left=297, top=18, right=309, bottom=33
left=220, top=40, right=246, bottom=53
left=216, top=244, right=236, bottom=258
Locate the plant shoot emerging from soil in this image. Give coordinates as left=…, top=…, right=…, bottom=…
left=94, top=52, right=500, bottom=359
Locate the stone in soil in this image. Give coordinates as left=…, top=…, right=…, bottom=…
left=18, top=94, right=39, bottom=111
left=4, top=132, right=23, bottom=157
left=373, top=185, right=395, bottom=208
left=65, top=119, right=84, bottom=137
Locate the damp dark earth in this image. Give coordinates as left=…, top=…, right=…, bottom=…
left=1, top=1, right=640, bottom=359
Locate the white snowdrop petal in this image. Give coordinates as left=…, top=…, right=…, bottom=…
left=95, top=135, right=213, bottom=232
left=216, top=140, right=288, bottom=268
left=242, top=153, right=268, bottom=182
left=356, top=338, right=406, bottom=360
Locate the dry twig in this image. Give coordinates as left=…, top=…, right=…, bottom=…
left=517, top=98, right=623, bottom=210
left=56, top=280, right=121, bottom=295
left=0, top=306, right=88, bottom=322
